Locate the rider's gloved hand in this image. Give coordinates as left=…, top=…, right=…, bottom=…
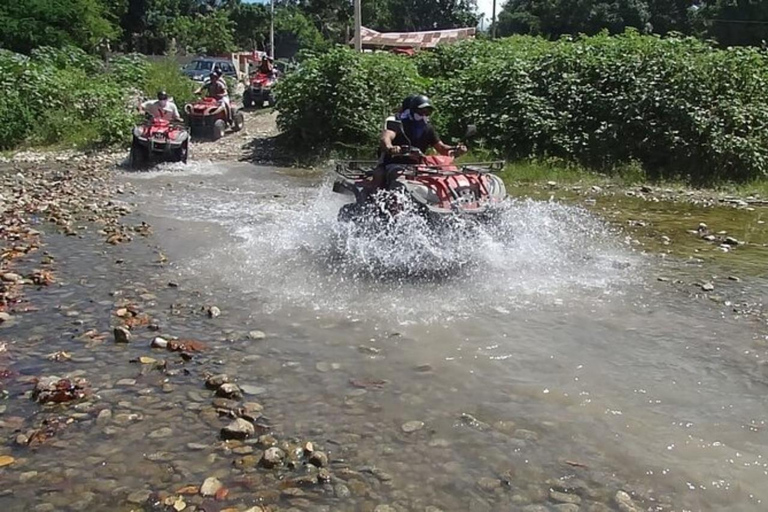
left=452, top=144, right=468, bottom=156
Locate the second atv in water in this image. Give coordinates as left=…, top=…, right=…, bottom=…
left=184, top=97, right=244, bottom=141
left=333, top=125, right=506, bottom=228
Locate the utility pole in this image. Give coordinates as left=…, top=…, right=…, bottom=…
left=270, top=0, right=275, bottom=59
left=354, top=0, right=362, bottom=52
left=491, top=0, right=497, bottom=39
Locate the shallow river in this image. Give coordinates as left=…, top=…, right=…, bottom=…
left=2, top=161, right=768, bottom=512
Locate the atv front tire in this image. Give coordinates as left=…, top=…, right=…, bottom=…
left=232, top=111, right=245, bottom=132
left=212, top=120, right=226, bottom=141
left=129, top=138, right=146, bottom=168
left=172, top=141, right=189, bottom=163
left=243, top=90, right=254, bottom=109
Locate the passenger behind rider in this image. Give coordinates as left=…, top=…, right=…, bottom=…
left=371, top=94, right=467, bottom=192
left=139, top=90, right=183, bottom=123
left=258, top=55, right=274, bottom=75
left=195, top=67, right=232, bottom=124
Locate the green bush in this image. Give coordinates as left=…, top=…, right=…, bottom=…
left=275, top=47, right=426, bottom=153
left=277, top=32, right=768, bottom=183
left=0, top=47, right=197, bottom=150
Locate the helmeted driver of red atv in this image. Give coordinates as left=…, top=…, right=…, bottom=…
left=129, top=90, right=189, bottom=167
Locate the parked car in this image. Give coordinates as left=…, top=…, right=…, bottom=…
left=182, top=58, right=238, bottom=83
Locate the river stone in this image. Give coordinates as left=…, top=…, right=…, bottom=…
left=96, top=409, right=112, bottom=424
left=205, top=374, right=230, bottom=389
left=514, top=428, right=539, bottom=441
left=257, top=434, right=278, bottom=448
left=308, top=451, right=328, bottom=468
left=401, top=420, right=424, bottom=433
left=615, top=491, right=642, bottom=512
left=208, top=306, right=221, bottom=318
left=221, top=418, right=255, bottom=440
left=585, top=503, right=612, bottom=512
left=149, top=427, right=173, bottom=438
left=701, top=282, right=714, bottom=292
left=248, top=330, right=266, bottom=340
left=335, top=484, right=351, bottom=499
left=127, top=490, right=151, bottom=504
left=113, top=326, right=131, bottom=343
left=0, top=312, right=12, bottom=323
left=551, top=490, right=582, bottom=505
left=216, top=383, right=242, bottom=399
left=374, top=506, right=397, bottom=512
left=240, top=384, right=266, bottom=396
left=187, top=443, right=209, bottom=451
left=200, top=476, right=222, bottom=497
left=260, top=447, right=286, bottom=468
left=151, top=337, right=168, bottom=349
left=478, top=477, right=501, bottom=491
left=522, top=506, right=549, bottom=512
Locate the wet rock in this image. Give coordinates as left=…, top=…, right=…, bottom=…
left=615, top=491, right=642, bottom=512
left=248, top=330, right=266, bottom=340
left=585, top=503, right=612, bottom=512
left=150, top=336, right=169, bottom=349
left=460, top=413, right=490, bottom=431
left=240, top=384, right=266, bottom=396
left=216, top=383, right=243, bottom=399
left=33, top=376, right=91, bottom=404
left=334, top=483, right=351, bottom=498
left=514, top=429, right=539, bottom=441
left=149, top=427, right=173, bottom=438
left=127, top=490, right=151, bottom=504
left=477, top=477, right=501, bottom=491
left=701, top=282, right=715, bottom=292
left=260, top=447, right=286, bottom=468
left=116, top=379, right=136, bottom=386
left=96, top=409, right=112, bottom=425
left=317, top=468, right=332, bottom=483
left=553, top=505, right=580, bottom=512
left=0, top=312, right=12, bottom=323
left=205, top=374, right=231, bottom=389
left=257, top=434, right=278, bottom=448
left=0, top=455, right=15, bottom=467
left=2, top=272, right=21, bottom=282
left=200, top=476, right=223, bottom=497
left=728, top=275, right=741, bottom=282
left=221, top=418, right=255, bottom=440
left=522, top=506, right=549, bottom=512
left=208, top=306, right=221, bottom=318
left=550, top=490, right=581, bottom=505
left=401, top=420, right=424, bottom=433
left=113, top=326, right=131, bottom=343
left=724, top=237, right=740, bottom=246
left=308, top=451, right=328, bottom=468
left=374, top=506, right=397, bottom=512
left=234, top=454, right=260, bottom=469
left=187, top=442, right=209, bottom=451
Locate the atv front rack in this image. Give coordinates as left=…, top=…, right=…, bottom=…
left=335, top=160, right=505, bottom=179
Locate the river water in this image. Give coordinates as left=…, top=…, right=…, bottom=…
left=2, top=161, right=767, bottom=512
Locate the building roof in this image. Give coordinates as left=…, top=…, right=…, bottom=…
left=351, top=26, right=476, bottom=50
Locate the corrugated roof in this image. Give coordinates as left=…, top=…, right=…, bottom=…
left=352, top=26, right=476, bottom=50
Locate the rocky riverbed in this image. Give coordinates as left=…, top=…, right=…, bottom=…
left=1, top=113, right=768, bottom=512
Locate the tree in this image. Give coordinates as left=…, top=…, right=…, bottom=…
left=230, top=2, right=270, bottom=50
left=0, top=0, right=119, bottom=54
left=375, top=0, right=479, bottom=31
left=696, top=0, right=768, bottom=47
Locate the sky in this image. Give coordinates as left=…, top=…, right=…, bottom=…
left=247, top=0, right=500, bottom=27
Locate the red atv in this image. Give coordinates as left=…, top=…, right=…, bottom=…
left=184, top=97, right=244, bottom=140
left=243, top=72, right=277, bottom=109
left=333, top=126, right=506, bottom=227
left=129, top=116, right=189, bottom=167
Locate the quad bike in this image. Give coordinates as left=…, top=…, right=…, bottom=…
left=129, top=115, right=189, bottom=168
left=184, top=97, right=244, bottom=141
left=333, top=125, right=506, bottom=228
left=243, top=71, right=277, bottom=109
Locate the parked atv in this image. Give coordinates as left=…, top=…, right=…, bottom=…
left=243, top=72, right=277, bottom=109
left=184, top=97, right=244, bottom=140
left=129, top=115, right=189, bottom=168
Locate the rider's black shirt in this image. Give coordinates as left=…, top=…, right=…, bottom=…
left=383, top=119, right=439, bottom=164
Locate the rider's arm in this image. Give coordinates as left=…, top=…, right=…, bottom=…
left=379, top=129, right=402, bottom=155
left=170, top=103, right=183, bottom=122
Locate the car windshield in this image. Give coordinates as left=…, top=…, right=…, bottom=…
left=187, top=61, right=214, bottom=71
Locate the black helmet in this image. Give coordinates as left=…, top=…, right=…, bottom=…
left=410, top=94, right=433, bottom=111
left=401, top=94, right=416, bottom=112
left=157, top=90, right=168, bottom=101
left=211, top=67, right=223, bottom=78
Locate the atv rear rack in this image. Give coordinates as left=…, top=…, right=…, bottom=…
left=335, top=160, right=505, bottom=180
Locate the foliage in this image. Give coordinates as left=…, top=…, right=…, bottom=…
left=0, top=0, right=118, bottom=54
left=275, top=47, right=425, bottom=152
left=278, top=32, right=768, bottom=183
left=695, top=0, right=768, bottom=48
left=0, top=46, right=194, bottom=150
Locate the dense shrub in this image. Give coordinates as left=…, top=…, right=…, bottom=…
left=0, top=47, right=196, bottom=150
left=277, top=31, right=768, bottom=183
left=275, top=47, right=426, bottom=152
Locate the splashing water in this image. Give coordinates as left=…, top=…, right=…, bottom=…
left=175, top=176, right=641, bottom=321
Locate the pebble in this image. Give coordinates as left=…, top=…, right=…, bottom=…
left=701, top=282, right=715, bottom=292
left=401, top=420, right=425, bottom=433
left=0, top=455, right=15, bottom=467
left=308, top=451, right=329, bottom=468
left=248, top=330, right=266, bottom=340
left=615, top=491, right=642, bottom=512
left=335, top=484, right=351, bottom=499
left=96, top=409, right=112, bottom=424
left=208, top=306, right=221, bottom=318
left=553, top=505, right=580, bottom=512
left=113, top=326, right=131, bottom=343
left=514, top=428, right=540, bottom=441
left=240, top=384, right=266, bottom=396
left=187, top=443, right=209, bottom=451
left=550, top=490, right=581, bottom=504
left=221, top=418, right=255, bottom=440
left=728, top=275, right=741, bottom=282
left=260, top=447, right=286, bottom=468
left=216, top=383, right=243, bottom=399
left=200, top=476, right=222, bottom=497
left=374, top=506, right=397, bottom=512
left=116, top=379, right=136, bottom=386
left=127, top=490, right=151, bottom=504
left=149, top=427, right=173, bottom=438
left=151, top=336, right=169, bottom=348
left=477, top=477, right=501, bottom=491
left=0, top=312, right=12, bottom=323
left=205, top=374, right=231, bottom=389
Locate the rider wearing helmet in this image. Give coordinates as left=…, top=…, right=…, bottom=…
left=139, top=90, right=183, bottom=122
left=258, top=55, right=274, bottom=75
left=370, top=94, right=467, bottom=192
left=196, top=67, right=232, bottom=124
